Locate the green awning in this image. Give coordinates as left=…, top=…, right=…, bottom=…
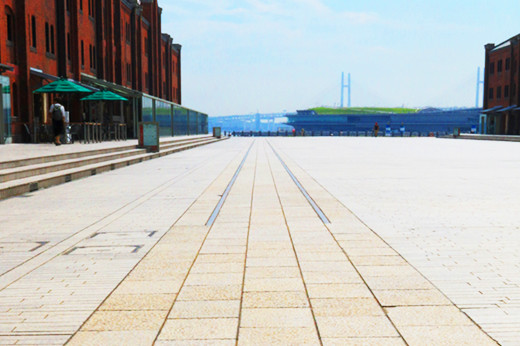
left=81, top=90, right=128, bottom=101
left=33, top=78, right=92, bottom=94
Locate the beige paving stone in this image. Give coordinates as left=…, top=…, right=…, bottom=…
left=299, top=261, right=355, bottom=272
left=348, top=255, right=408, bottom=266
left=296, top=251, right=349, bottom=262
left=244, top=278, right=305, bottom=292
left=242, top=291, right=309, bottom=308
left=68, top=331, right=157, bottom=346
left=246, top=257, right=298, bottom=267
left=115, top=280, right=181, bottom=294
left=355, top=265, right=421, bottom=277
left=302, top=271, right=362, bottom=284
left=306, top=284, right=372, bottom=299
left=247, top=248, right=295, bottom=257
left=363, top=276, right=435, bottom=290
left=245, top=266, right=301, bottom=278
left=397, top=325, right=498, bottom=345
left=155, top=340, right=236, bottom=346
left=372, top=289, right=452, bottom=307
left=169, top=300, right=240, bottom=318
left=321, top=337, right=405, bottom=346
left=197, top=254, right=245, bottom=263
left=316, top=316, right=400, bottom=338
left=240, top=308, right=315, bottom=328
left=183, top=273, right=243, bottom=286
left=311, top=298, right=384, bottom=317
left=158, top=318, right=238, bottom=340
left=176, top=285, right=242, bottom=301
left=81, top=310, right=168, bottom=331
left=190, top=262, right=245, bottom=274
left=199, top=245, right=247, bottom=254
left=125, top=269, right=187, bottom=282
left=100, top=294, right=175, bottom=311
left=386, top=306, right=476, bottom=326
left=342, top=247, right=398, bottom=256
left=238, top=327, right=320, bottom=345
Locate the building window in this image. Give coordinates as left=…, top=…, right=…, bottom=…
left=496, top=86, right=501, bottom=99
left=513, top=84, right=516, bottom=96
left=506, top=58, right=511, bottom=71
left=81, top=41, right=85, bottom=67
left=50, top=25, right=55, bottom=55
left=92, top=46, right=96, bottom=70
left=89, top=45, right=96, bottom=70
left=31, top=16, right=37, bottom=49
left=67, top=33, right=71, bottom=61
left=66, top=0, right=71, bottom=13
left=6, top=10, right=14, bottom=43
left=488, top=87, right=493, bottom=99
left=126, top=63, right=131, bottom=84
left=80, top=0, right=83, bottom=12
left=126, top=23, right=131, bottom=44
left=145, top=73, right=149, bottom=89
left=45, top=23, right=50, bottom=53
left=505, top=85, right=509, bottom=98
left=497, top=60, right=503, bottom=73
left=88, top=0, right=95, bottom=17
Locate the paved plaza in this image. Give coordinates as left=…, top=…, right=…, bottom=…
left=0, top=137, right=518, bottom=345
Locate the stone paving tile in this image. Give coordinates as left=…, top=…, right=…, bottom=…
left=397, top=325, right=497, bottom=345
left=373, top=289, right=453, bottom=307
left=315, top=316, right=400, bottom=338
left=99, top=294, right=175, bottom=311
left=243, top=278, right=306, bottom=292
left=242, top=291, right=309, bottom=308
left=240, top=308, right=315, bottom=328
left=311, top=298, right=384, bottom=317
left=168, top=300, right=241, bottom=319
left=81, top=310, right=168, bottom=331
left=238, top=327, right=320, bottom=345
left=386, top=306, right=476, bottom=327
left=176, top=285, right=243, bottom=302
left=158, top=318, right=239, bottom=341
left=67, top=331, right=157, bottom=345
left=155, top=340, right=236, bottom=346
left=321, top=337, right=406, bottom=346
left=306, top=283, right=373, bottom=299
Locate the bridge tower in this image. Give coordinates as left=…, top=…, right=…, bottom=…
left=476, top=67, right=484, bottom=108
left=341, top=72, right=351, bottom=108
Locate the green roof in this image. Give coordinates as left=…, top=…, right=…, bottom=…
left=311, top=107, right=419, bottom=115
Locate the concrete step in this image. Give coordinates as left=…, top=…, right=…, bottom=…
left=0, top=135, right=213, bottom=169
left=0, top=137, right=226, bottom=201
left=0, top=136, right=214, bottom=183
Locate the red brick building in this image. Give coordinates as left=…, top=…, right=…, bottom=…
left=483, top=34, right=520, bottom=135
left=0, top=0, right=182, bottom=143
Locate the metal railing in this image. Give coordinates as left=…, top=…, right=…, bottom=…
left=226, top=130, right=451, bottom=138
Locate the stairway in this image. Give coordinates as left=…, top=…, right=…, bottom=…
left=0, top=135, right=225, bottom=200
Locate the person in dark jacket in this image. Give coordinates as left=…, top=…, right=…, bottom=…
left=374, top=122, right=380, bottom=137
left=49, top=99, right=66, bottom=145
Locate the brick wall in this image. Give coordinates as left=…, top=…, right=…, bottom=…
left=0, top=0, right=182, bottom=142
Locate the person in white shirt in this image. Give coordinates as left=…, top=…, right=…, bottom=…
left=49, top=99, right=66, bottom=146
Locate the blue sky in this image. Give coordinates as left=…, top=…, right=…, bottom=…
left=161, top=0, right=520, bottom=116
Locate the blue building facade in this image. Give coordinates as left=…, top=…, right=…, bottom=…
left=285, top=108, right=481, bottom=135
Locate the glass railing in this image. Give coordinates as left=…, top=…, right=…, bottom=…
left=141, top=94, right=208, bottom=136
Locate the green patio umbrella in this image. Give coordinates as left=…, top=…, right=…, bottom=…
left=33, top=77, right=92, bottom=94
left=80, top=90, right=128, bottom=101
